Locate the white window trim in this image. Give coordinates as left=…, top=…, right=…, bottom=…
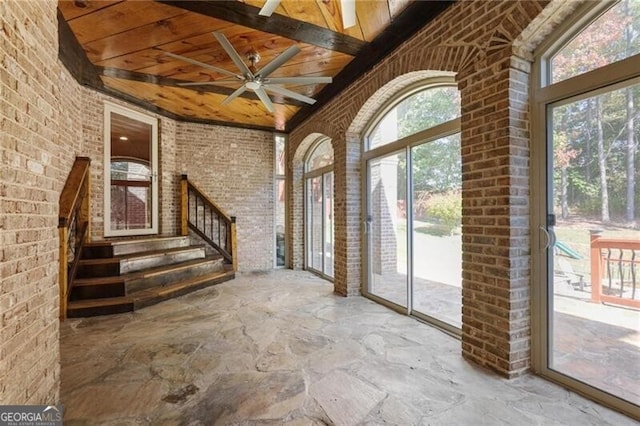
left=103, top=101, right=158, bottom=237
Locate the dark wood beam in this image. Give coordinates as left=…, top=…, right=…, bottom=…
left=97, top=67, right=307, bottom=107
left=100, top=84, right=277, bottom=132
left=286, top=1, right=455, bottom=132
left=58, top=8, right=103, bottom=88
left=156, top=0, right=365, bottom=56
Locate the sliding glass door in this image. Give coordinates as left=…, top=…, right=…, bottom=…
left=305, top=139, right=334, bottom=279
left=363, top=82, right=462, bottom=332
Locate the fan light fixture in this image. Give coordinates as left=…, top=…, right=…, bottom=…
left=166, top=32, right=332, bottom=113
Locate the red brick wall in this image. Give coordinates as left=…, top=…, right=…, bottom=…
left=287, top=0, right=563, bottom=377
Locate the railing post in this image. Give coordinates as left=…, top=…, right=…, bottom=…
left=231, top=216, right=238, bottom=272
left=590, top=229, right=603, bottom=304
left=59, top=226, right=68, bottom=321
left=81, top=163, right=91, bottom=242
left=181, top=174, right=189, bottom=236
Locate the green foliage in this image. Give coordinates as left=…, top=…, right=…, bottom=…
left=417, top=191, right=461, bottom=235
left=550, top=0, right=640, bottom=222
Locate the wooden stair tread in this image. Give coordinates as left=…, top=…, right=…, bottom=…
left=73, top=256, right=224, bottom=287
left=132, top=270, right=232, bottom=299
left=84, top=236, right=188, bottom=248
left=78, top=245, right=205, bottom=265
left=68, top=296, right=133, bottom=309
left=73, top=276, right=126, bottom=287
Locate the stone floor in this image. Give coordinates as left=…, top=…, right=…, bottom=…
left=60, top=270, right=637, bottom=425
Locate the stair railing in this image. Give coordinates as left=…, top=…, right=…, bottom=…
left=180, top=175, right=237, bottom=271
left=59, top=157, right=91, bottom=320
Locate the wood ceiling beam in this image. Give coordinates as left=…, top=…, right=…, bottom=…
left=156, top=0, right=364, bottom=56
left=58, top=8, right=103, bottom=89
left=97, top=67, right=307, bottom=107
left=286, top=0, right=455, bottom=132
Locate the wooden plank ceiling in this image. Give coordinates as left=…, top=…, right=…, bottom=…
left=58, top=0, right=452, bottom=132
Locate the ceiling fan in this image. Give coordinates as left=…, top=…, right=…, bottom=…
left=259, top=0, right=357, bottom=29
left=166, top=32, right=332, bottom=113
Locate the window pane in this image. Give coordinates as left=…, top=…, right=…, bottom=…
left=367, top=151, right=408, bottom=308
left=275, top=179, right=285, bottom=267
left=307, top=139, right=333, bottom=171
left=551, top=0, right=640, bottom=84
left=276, top=135, right=286, bottom=176
left=309, top=176, right=324, bottom=271
left=368, top=86, right=460, bottom=150
left=324, top=172, right=334, bottom=278
left=549, top=82, right=640, bottom=405
left=411, top=134, right=462, bottom=328
left=110, top=161, right=151, bottom=230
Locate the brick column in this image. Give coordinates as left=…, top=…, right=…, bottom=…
left=333, top=132, right=362, bottom=296
left=458, top=55, right=531, bottom=377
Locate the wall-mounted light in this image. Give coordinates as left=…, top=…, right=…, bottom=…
left=119, top=136, right=129, bottom=141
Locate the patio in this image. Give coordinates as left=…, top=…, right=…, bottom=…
left=368, top=271, right=640, bottom=407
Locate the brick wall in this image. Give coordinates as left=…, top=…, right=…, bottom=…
left=176, top=123, right=275, bottom=271
left=0, top=0, right=72, bottom=404
left=287, top=0, right=573, bottom=377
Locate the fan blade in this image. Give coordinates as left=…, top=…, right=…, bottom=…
left=178, top=80, right=243, bottom=87
left=256, top=45, right=301, bottom=79
left=213, top=32, right=254, bottom=78
left=258, top=0, right=280, bottom=16
left=255, top=87, right=275, bottom=113
left=341, top=0, right=357, bottom=29
left=222, top=85, right=248, bottom=105
left=163, top=52, right=238, bottom=78
left=263, top=85, right=316, bottom=105
left=264, top=76, right=332, bottom=85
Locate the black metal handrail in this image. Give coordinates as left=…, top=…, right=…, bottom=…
left=181, top=175, right=236, bottom=268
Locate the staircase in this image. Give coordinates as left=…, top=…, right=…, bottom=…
left=67, top=236, right=234, bottom=317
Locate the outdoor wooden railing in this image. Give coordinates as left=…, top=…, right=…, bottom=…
left=59, top=157, right=91, bottom=320
left=590, top=230, right=640, bottom=309
left=180, top=175, right=237, bottom=271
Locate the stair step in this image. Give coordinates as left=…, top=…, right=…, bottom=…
left=126, top=256, right=224, bottom=293
left=76, top=246, right=206, bottom=278
left=82, top=236, right=190, bottom=259
left=67, top=297, right=134, bottom=318
left=132, top=270, right=234, bottom=309
left=67, top=271, right=235, bottom=317
left=70, top=277, right=126, bottom=300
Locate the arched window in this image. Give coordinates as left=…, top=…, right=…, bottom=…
left=304, top=138, right=334, bottom=279
left=533, top=0, right=640, bottom=416
left=362, top=78, right=462, bottom=335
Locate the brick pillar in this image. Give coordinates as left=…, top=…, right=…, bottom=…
left=289, top=153, right=305, bottom=270
left=333, top=132, right=361, bottom=296
left=458, top=55, right=531, bottom=377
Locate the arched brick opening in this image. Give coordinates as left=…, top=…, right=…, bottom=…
left=285, top=0, right=582, bottom=377
left=289, top=132, right=332, bottom=270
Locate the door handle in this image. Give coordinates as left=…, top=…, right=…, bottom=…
left=540, top=226, right=557, bottom=251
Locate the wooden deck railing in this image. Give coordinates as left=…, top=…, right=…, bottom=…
left=59, top=157, right=91, bottom=320
left=180, top=175, right=237, bottom=271
left=590, top=230, right=640, bottom=309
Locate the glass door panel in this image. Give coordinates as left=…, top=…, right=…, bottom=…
left=104, top=104, right=158, bottom=236
left=308, top=176, right=324, bottom=272
left=548, top=84, right=640, bottom=406
left=367, top=151, right=408, bottom=308
left=324, top=172, right=334, bottom=278
left=411, top=135, right=462, bottom=328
